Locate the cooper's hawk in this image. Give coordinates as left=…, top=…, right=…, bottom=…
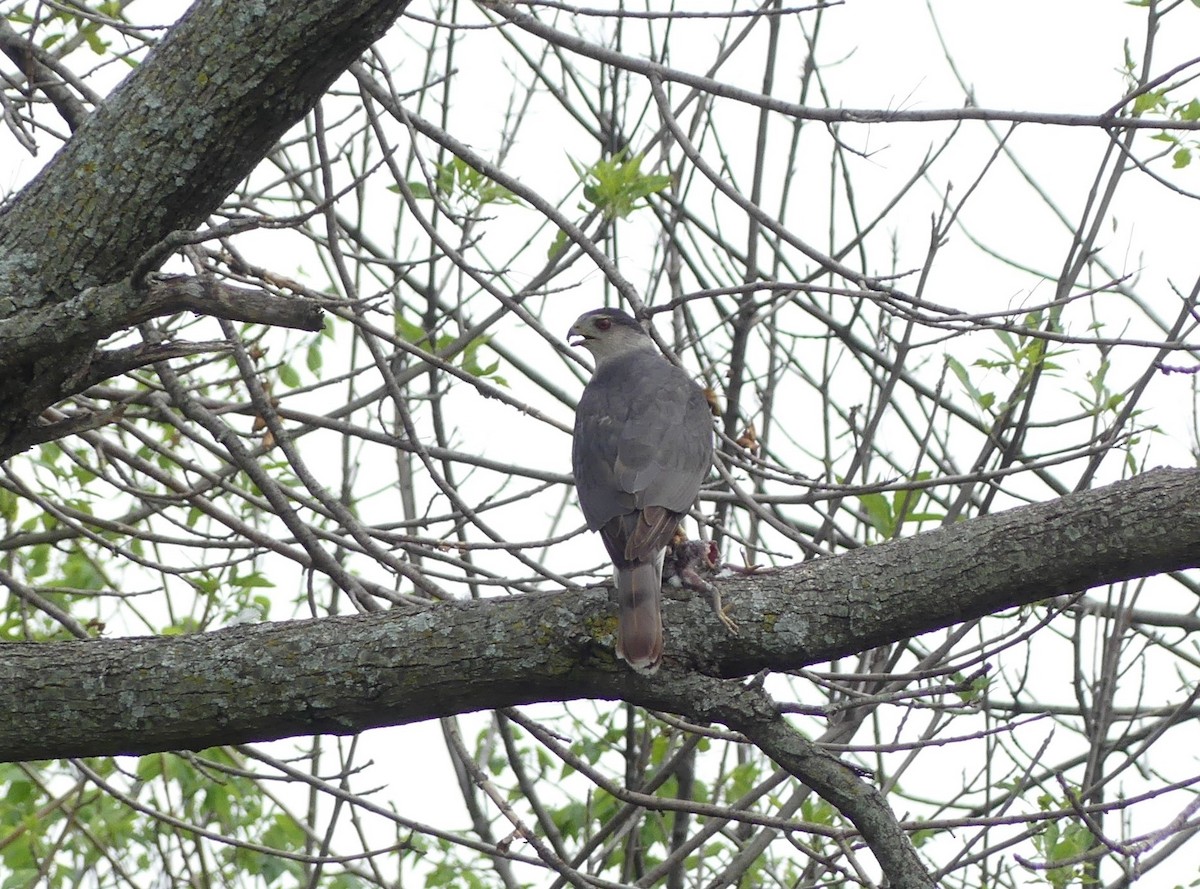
left=569, top=308, right=713, bottom=672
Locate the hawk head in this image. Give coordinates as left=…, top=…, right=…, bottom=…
left=568, top=308, right=653, bottom=366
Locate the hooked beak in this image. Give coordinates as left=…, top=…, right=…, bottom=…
left=567, top=324, right=589, bottom=348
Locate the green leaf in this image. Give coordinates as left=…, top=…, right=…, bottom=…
left=25, top=543, right=50, bottom=579
left=1173, top=147, right=1192, bottom=169
left=0, top=487, right=18, bottom=524
left=230, top=571, right=275, bottom=590
left=136, top=754, right=165, bottom=782
left=550, top=800, right=588, bottom=840
left=61, top=547, right=105, bottom=591
left=329, top=875, right=370, bottom=889
left=891, top=477, right=926, bottom=516
left=262, top=812, right=307, bottom=852
left=4, top=779, right=34, bottom=806
left=418, top=156, right=521, bottom=207
left=306, top=341, right=323, bottom=373
left=71, top=462, right=96, bottom=487
left=406, top=180, right=433, bottom=199
left=910, top=827, right=938, bottom=848
left=3, top=870, right=42, bottom=889
left=162, top=616, right=201, bottom=635
left=1133, top=89, right=1166, bottom=115
left=201, top=784, right=234, bottom=829
left=800, top=795, right=838, bottom=826
left=547, top=228, right=569, bottom=260
left=435, top=161, right=456, bottom=196
left=573, top=150, right=672, bottom=219
left=947, top=356, right=995, bottom=413
left=82, top=24, right=108, bottom=54
left=38, top=442, right=63, bottom=472
left=395, top=315, right=429, bottom=347
left=461, top=336, right=502, bottom=381
left=278, top=363, right=301, bottom=388
left=857, top=490, right=893, bottom=537
left=955, top=671, right=992, bottom=703
left=192, top=572, right=220, bottom=596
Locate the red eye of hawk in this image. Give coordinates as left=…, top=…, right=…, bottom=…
left=595, top=317, right=612, bottom=331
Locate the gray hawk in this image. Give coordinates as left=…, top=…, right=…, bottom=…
left=569, top=308, right=713, bottom=671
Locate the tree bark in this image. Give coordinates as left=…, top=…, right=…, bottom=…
left=0, top=0, right=411, bottom=458
left=4, top=466, right=1197, bottom=763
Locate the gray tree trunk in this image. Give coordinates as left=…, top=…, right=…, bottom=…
left=4, top=467, right=1196, bottom=762
left=0, top=0, right=410, bottom=458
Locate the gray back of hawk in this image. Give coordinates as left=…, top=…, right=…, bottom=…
left=569, top=308, right=713, bottom=671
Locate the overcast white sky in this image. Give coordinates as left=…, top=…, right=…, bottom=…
left=4, top=0, right=1200, bottom=883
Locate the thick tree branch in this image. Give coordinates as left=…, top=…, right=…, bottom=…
left=0, top=273, right=324, bottom=459
left=0, top=274, right=323, bottom=371
left=0, top=0, right=406, bottom=456
left=0, top=16, right=89, bottom=131
left=5, top=467, right=1198, bottom=764
left=7, top=466, right=1196, bottom=889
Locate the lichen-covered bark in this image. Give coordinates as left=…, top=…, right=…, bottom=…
left=4, top=467, right=1198, bottom=763
left=0, top=0, right=411, bottom=456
